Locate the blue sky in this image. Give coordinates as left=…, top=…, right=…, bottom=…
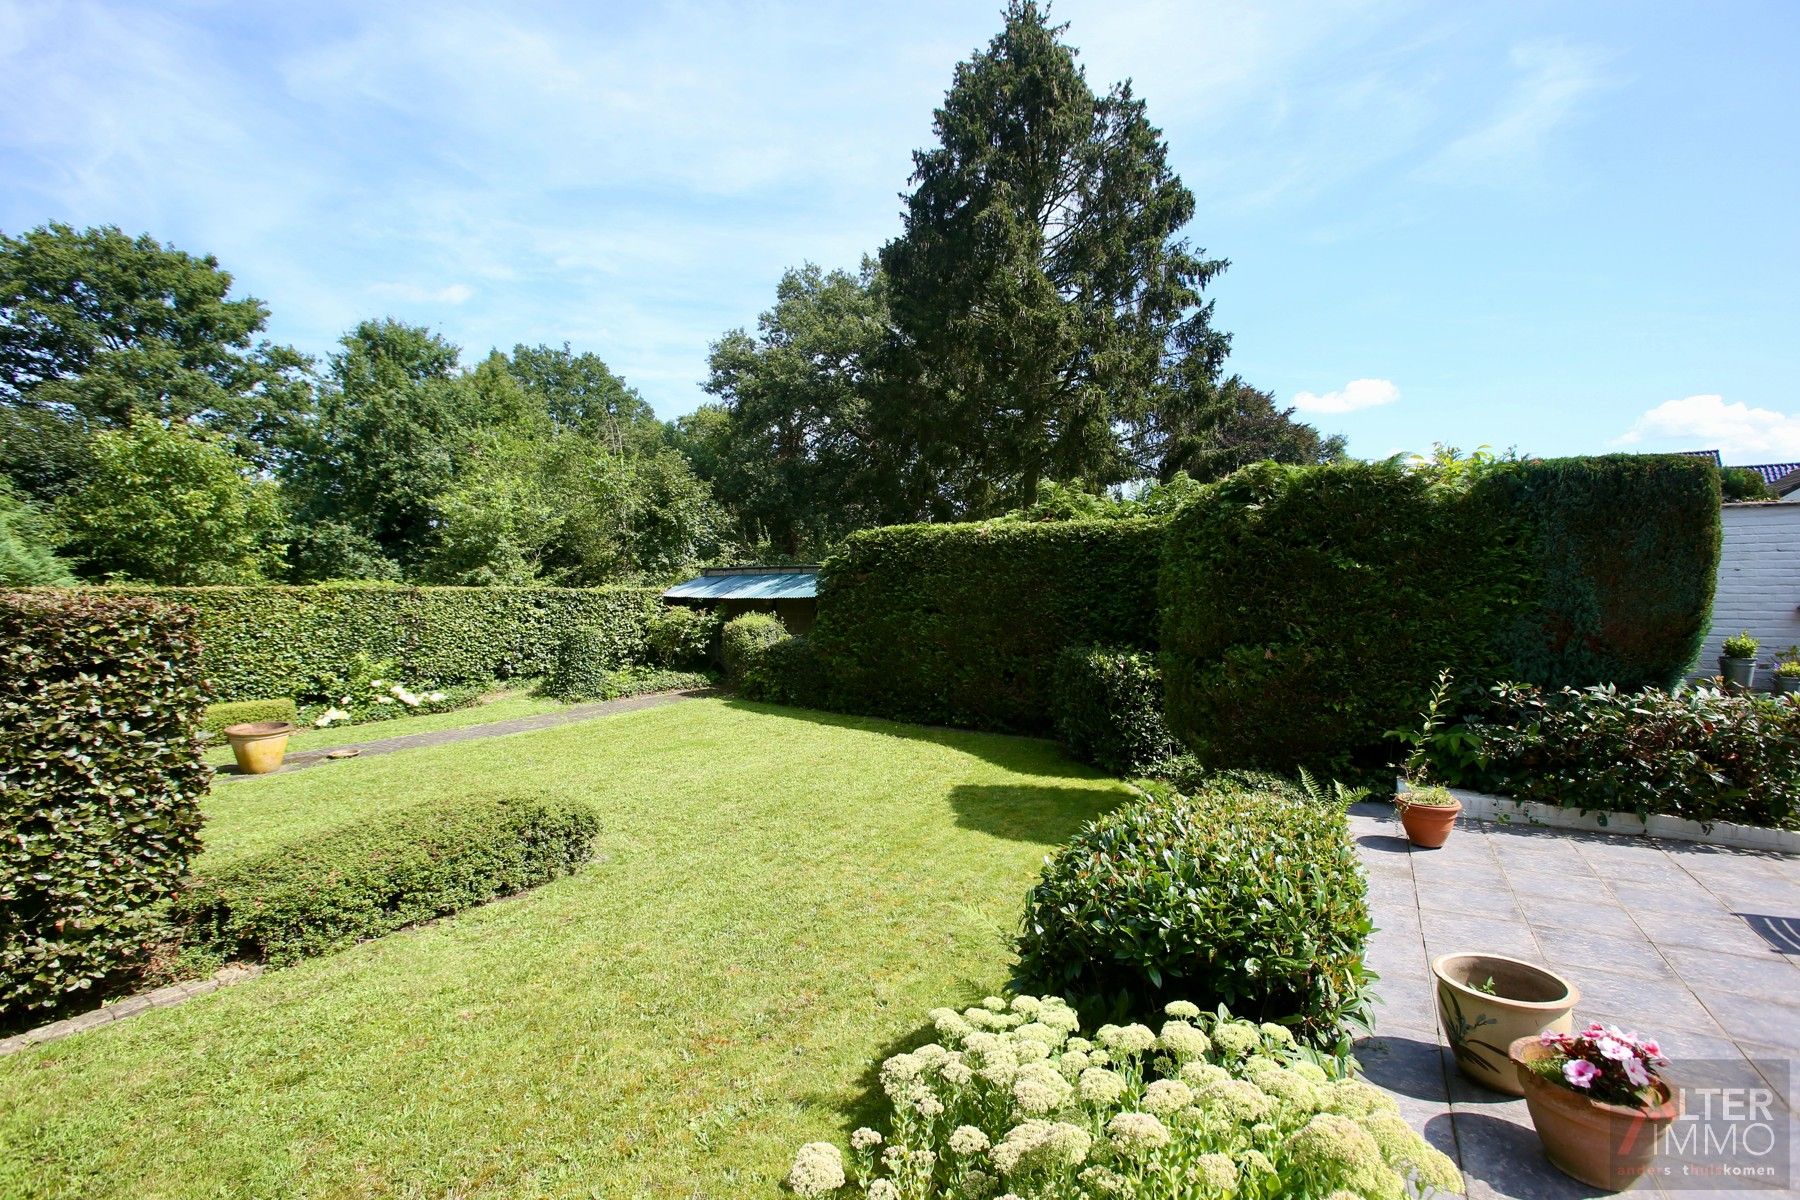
left=3, top=0, right=1796, bottom=463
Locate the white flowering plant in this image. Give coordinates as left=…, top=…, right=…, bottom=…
left=306, top=653, right=457, bottom=727
left=786, top=995, right=1461, bottom=1199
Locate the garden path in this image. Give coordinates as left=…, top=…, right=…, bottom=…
left=1351, top=801, right=1800, bottom=1199
left=218, top=687, right=718, bottom=779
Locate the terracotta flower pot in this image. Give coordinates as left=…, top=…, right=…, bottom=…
left=1397, top=794, right=1461, bottom=848
left=223, top=721, right=298, bottom=775
left=1510, top=1035, right=1681, bottom=1189
left=1432, top=953, right=1578, bottom=1095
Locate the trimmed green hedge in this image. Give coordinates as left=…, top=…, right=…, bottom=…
left=810, top=518, right=1166, bottom=732
left=176, top=796, right=599, bottom=965
left=1014, top=776, right=1373, bottom=1050
left=1160, top=456, right=1721, bottom=772
left=1475, top=454, right=1720, bottom=690
left=1, top=591, right=210, bottom=1027
left=201, top=698, right=298, bottom=738
left=1049, top=645, right=1180, bottom=776
left=94, top=585, right=662, bottom=703
left=721, top=612, right=788, bottom=691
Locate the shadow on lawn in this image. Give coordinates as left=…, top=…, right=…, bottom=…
left=715, top=698, right=1106, bottom=781
left=947, top=783, right=1119, bottom=845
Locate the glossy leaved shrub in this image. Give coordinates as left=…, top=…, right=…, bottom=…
left=1, top=591, right=211, bottom=1027
left=721, top=612, right=789, bottom=691
left=176, top=796, right=599, bottom=965
left=1015, top=778, right=1373, bottom=1051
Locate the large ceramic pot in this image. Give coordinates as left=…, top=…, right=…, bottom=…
left=1775, top=671, right=1800, bottom=696
left=1510, top=1035, right=1680, bottom=1189
left=1397, top=794, right=1461, bottom=848
left=1432, top=953, right=1578, bottom=1095
left=223, top=721, right=298, bottom=775
left=1719, top=656, right=1757, bottom=688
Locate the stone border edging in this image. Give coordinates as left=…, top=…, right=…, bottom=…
left=0, top=964, right=263, bottom=1056
left=1400, top=779, right=1799, bottom=855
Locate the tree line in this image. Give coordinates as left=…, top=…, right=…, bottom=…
left=0, top=2, right=1341, bottom=588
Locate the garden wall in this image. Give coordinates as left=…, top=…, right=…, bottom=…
left=94, top=585, right=661, bottom=702
left=1689, top=503, right=1800, bottom=684
left=808, top=518, right=1165, bottom=732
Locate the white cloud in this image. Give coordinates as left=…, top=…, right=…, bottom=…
left=1291, top=378, right=1401, bottom=414
left=1613, top=395, right=1800, bottom=460
left=370, top=282, right=475, bottom=305
left=1424, top=40, right=1608, bottom=185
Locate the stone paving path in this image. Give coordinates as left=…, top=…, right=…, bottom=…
left=1349, top=801, right=1800, bottom=1198
left=220, top=687, right=716, bottom=779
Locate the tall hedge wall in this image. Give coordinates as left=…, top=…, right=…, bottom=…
left=809, top=518, right=1166, bottom=732
left=1160, top=455, right=1721, bottom=772
left=1, top=591, right=210, bottom=1027
left=98, top=585, right=662, bottom=702
left=1475, top=454, right=1720, bottom=689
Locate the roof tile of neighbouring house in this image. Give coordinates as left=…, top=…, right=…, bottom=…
left=1741, top=461, right=1800, bottom=486
left=662, top=566, right=820, bottom=601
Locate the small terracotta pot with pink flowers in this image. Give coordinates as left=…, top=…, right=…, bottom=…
left=1510, top=1023, right=1680, bottom=1189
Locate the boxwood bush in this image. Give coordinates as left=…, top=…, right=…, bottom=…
left=200, top=698, right=298, bottom=738
left=1049, top=645, right=1181, bottom=776
left=176, top=796, right=599, bottom=965
left=721, top=612, right=788, bottom=691
left=94, top=584, right=662, bottom=702
left=1, top=591, right=210, bottom=1027
left=1426, top=682, right=1800, bottom=830
left=1014, top=777, right=1373, bottom=1051
left=810, top=518, right=1165, bottom=732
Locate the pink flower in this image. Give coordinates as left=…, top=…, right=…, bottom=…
left=1564, top=1059, right=1600, bottom=1089
left=1597, top=1037, right=1632, bottom=1062
left=1540, top=1030, right=1569, bottom=1047
left=1623, top=1057, right=1651, bottom=1088
left=1640, top=1039, right=1663, bottom=1060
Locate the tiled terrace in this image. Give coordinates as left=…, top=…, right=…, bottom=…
left=1349, top=802, right=1800, bottom=1199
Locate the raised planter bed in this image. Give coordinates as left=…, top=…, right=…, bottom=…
left=1398, top=779, right=1799, bottom=856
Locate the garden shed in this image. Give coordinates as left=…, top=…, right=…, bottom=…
left=661, top=565, right=820, bottom=633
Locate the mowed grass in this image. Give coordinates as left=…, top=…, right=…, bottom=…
left=0, top=698, right=1124, bottom=1199
left=200, top=686, right=569, bottom=768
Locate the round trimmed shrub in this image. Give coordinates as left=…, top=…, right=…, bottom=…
left=646, top=604, right=720, bottom=670
left=1049, top=644, right=1180, bottom=775
left=1014, top=780, right=1373, bottom=1050
left=721, top=612, right=787, bottom=690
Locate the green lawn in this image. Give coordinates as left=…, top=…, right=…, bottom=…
left=201, top=686, right=569, bottom=768
left=0, top=698, right=1124, bottom=1199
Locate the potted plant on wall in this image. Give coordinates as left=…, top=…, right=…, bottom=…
left=1719, top=631, right=1759, bottom=688
left=1390, top=668, right=1463, bottom=848
left=1433, top=952, right=1579, bottom=1094
left=1774, top=647, right=1800, bottom=697
left=1510, top=1023, right=1679, bottom=1189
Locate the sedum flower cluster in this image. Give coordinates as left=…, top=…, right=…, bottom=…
left=315, top=679, right=451, bottom=727
left=786, top=996, right=1462, bottom=1200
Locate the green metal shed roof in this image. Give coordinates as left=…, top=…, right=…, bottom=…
left=662, top=568, right=818, bottom=602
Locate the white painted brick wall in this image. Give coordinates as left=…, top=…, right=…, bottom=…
left=1689, top=503, right=1800, bottom=681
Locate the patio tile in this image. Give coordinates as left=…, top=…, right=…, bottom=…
left=1516, top=893, right=1641, bottom=938
left=1353, top=1032, right=1449, bottom=1104
left=1536, top=928, right=1678, bottom=983
left=1630, top=909, right=1782, bottom=957
left=1611, top=882, right=1735, bottom=917
left=1688, top=988, right=1800, bottom=1049
left=1432, top=882, right=1527, bottom=920
left=1660, top=944, right=1800, bottom=1004
left=1450, top=1109, right=1649, bottom=1198
left=1505, top=868, right=1611, bottom=901
left=1420, top=912, right=1542, bottom=961
left=1567, top=965, right=1727, bottom=1036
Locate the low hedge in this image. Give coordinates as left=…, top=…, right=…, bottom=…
left=1160, top=456, right=1721, bottom=773
left=1, top=591, right=210, bottom=1027
left=176, top=796, right=599, bottom=965
left=810, top=518, right=1166, bottom=732
left=1014, top=777, right=1373, bottom=1051
left=91, top=584, right=662, bottom=702
left=1049, top=645, right=1181, bottom=776
left=200, top=698, right=298, bottom=738
left=1425, top=682, right=1800, bottom=830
